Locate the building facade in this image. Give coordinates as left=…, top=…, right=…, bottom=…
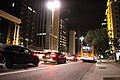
left=0, top=0, right=39, bottom=47
left=59, top=19, right=67, bottom=52
left=0, top=10, right=21, bottom=45
left=0, top=0, right=61, bottom=51
left=69, top=30, right=76, bottom=55
left=106, top=0, right=120, bottom=53
left=58, top=9, right=70, bottom=53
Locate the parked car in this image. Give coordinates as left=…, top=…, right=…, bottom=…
left=0, top=44, right=40, bottom=69
left=42, top=52, right=66, bottom=64
left=32, top=51, right=46, bottom=61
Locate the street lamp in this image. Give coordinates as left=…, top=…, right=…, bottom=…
left=79, top=36, right=84, bottom=56
left=80, top=36, right=84, bottom=46
left=47, top=0, right=60, bottom=51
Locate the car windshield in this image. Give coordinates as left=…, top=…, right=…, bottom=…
left=82, top=46, right=92, bottom=53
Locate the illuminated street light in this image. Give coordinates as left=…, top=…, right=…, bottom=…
left=80, top=36, right=84, bottom=47
left=47, top=0, right=60, bottom=51
left=79, top=36, right=84, bottom=56
left=47, top=0, right=60, bottom=12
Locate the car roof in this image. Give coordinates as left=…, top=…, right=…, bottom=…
left=0, top=43, right=25, bottom=49
left=0, top=44, right=12, bottom=48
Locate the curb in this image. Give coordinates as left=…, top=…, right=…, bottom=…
left=97, top=60, right=116, bottom=63
left=81, top=64, right=96, bottom=80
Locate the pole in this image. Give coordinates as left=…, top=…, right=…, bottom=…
left=81, top=40, right=83, bottom=57
left=80, top=36, right=84, bottom=57
left=16, top=24, right=20, bottom=45
left=51, top=10, right=54, bottom=51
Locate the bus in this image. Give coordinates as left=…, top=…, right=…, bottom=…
left=80, top=46, right=96, bottom=62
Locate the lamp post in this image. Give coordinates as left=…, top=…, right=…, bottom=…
left=79, top=36, right=84, bottom=56
left=47, top=0, right=60, bottom=51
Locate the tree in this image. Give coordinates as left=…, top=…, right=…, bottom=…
left=84, top=28, right=109, bottom=56
left=84, top=30, right=94, bottom=45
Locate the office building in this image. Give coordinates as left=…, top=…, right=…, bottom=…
left=0, top=0, right=65, bottom=52
left=59, top=19, right=67, bottom=52
left=0, top=0, right=39, bottom=47
left=69, top=30, right=76, bottom=55
left=106, top=0, right=120, bottom=53
left=0, top=10, right=21, bottom=45
left=58, top=9, right=70, bottom=53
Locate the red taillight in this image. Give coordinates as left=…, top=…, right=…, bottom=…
left=33, top=53, right=37, bottom=56
left=50, top=52, right=56, bottom=58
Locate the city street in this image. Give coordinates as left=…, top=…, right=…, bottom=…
left=0, top=61, right=93, bottom=80
left=0, top=0, right=120, bottom=80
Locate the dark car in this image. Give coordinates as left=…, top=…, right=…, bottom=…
left=0, top=44, right=40, bottom=69
left=42, top=52, right=66, bottom=64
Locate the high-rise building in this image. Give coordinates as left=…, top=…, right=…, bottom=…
left=0, top=0, right=39, bottom=47
left=69, top=30, right=76, bottom=55
left=0, top=0, right=62, bottom=52
left=106, top=0, right=120, bottom=53
left=59, top=19, right=67, bottom=52
left=59, top=9, right=70, bottom=53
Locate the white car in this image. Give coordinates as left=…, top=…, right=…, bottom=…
left=32, top=51, right=45, bottom=61
left=66, top=55, right=78, bottom=62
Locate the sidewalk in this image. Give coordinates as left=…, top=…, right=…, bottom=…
left=81, top=62, right=120, bottom=80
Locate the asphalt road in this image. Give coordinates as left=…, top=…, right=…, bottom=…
left=0, top=61, right=94, bottom=80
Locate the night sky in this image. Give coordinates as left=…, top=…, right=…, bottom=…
left=61, top=0, right=107, bottom=36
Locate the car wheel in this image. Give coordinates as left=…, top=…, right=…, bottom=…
left=3, top=59, right=14, bottom=69
left=56, top=60, right=61, bottom=64
left=33, top=58, right=39, bottom=66
left=61, top=59, right=65, bottom=64
left=76, top=59, right=78, bottom=62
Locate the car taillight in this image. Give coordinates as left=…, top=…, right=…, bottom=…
left=33, top=53, right=37, bottom=56
left=50, top=52, right=56, bottom=58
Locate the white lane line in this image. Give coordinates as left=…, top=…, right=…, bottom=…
left=0, top=61, right=81, bottom=76
left=0, top=66, right=51, bottom=76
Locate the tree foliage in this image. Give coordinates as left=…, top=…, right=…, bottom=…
left=84, top=28, right=109, bottom=55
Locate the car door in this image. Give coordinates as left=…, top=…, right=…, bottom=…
left=22, top=48, right=33, bottom=63
left=14, top=46, right=27, bottom=64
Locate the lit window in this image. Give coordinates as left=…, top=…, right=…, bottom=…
left=33, top=10, right=36, bottom=13
left=12, top=3, right=15, bottom=7
left=28, top=7, right=32, bottom=11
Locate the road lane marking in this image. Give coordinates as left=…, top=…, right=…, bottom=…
left=77, top=63, right=93, bottom=80
left=0, top=61, right=82, bottom=76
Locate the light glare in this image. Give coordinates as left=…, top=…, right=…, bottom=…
left=47, top=0, right=60, bottom=11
